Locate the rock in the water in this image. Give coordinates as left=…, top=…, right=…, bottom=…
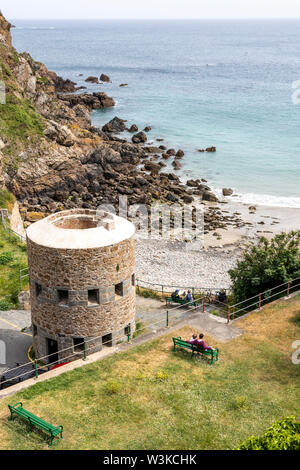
left=119, top=83, right=128, bottom=87
left=100, top=73, right=111, bottom=82
left=102, top=116, right=126, bottom=133
left=128, top=124, right=138, bottom=133
left=172, top=160, right=182, bottom=170
left=222, top=188, right=233, bottom=196
left=175, top=149, right=184, bottom=158
left=85, top=76, right=99, bottom=84
left=132, top=131, right=147, bottom=144
left=206, top=146, right=216, bottom=152
left=167, top=148, right=176, bottom=156
left=144, top=126, right=152, bottom=132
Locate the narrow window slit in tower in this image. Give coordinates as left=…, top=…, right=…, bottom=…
left=88, top=289, right=99, bottom=305
left=57, top=289, right=69, bottom=305
left=115, top=282, right=124, bottom=298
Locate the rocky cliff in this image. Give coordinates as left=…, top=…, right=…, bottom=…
left=0, top=12, right=229, bottom=232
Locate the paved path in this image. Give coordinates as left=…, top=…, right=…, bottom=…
left=0, top=310, right=32, bottom=375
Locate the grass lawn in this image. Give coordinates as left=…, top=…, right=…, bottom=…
left=0, top=294, right=299, bottom=450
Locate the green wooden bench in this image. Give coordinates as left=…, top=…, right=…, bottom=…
left=172, top=336, right=219, bottom=365
left=8, top=402, right=63, bottom=447
left=166, top=296, right=199, bottom=308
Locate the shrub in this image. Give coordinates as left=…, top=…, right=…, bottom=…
left=229, top=231, right=300, bottom=304
left=237, top=416, right=300, bottom=450
left=232, top=395, right=247, bottom=410
left=155, top=370, right=168, bottom=382
left=0, top=299, right=11, bottom=310
left=105, top=380, right=122, bottom=395
left=133, top=321, right=144, bottom=338
left=0, top=251, right=13, bottom=265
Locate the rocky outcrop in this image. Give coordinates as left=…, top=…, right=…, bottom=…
left=0, top=12, right=12, bottom=47
left=44, top=120, right=76, bottom=147
left=132, top=131, right=147, bottom=144
left=102, top=117, right=126, bottom=133
left=58, top=92, right=115, bottom=110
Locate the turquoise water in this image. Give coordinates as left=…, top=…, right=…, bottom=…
left=11, top=19, right=300, bottom=206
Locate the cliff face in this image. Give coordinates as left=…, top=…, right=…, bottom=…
left=0, top=12, right=12, bottom=47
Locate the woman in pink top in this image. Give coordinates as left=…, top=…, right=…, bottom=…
left=196, top=333, right=214, bottom=351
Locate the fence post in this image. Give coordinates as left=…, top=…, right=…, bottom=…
left=166, top=310, right=169, bottom=327
left=258, top=293, right=262, bottom=310
left=287, top=281, right=290, bottom=297
left=83, top=341, right=87, bottom=361
left=161, top=285, right=164, bottom=300
left=34, top=360, right=39, bottom=379
left=227, top=305, right=230, bottom=324
left=202, top=298, right=205, bottom=313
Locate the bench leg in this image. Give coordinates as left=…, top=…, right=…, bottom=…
left=8, top=410, right=15, bottom=421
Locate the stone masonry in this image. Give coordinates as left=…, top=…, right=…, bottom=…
left=26, top=209, right=136, bottom=363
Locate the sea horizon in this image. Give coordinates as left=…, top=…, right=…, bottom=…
left=10, top=18, right=300, bottom=207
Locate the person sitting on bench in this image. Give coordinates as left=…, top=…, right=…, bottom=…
left=185, top=290, right=193, bottom=302
left=189, top=334, right=198, bottom=344
left=171, top=289, right=180, bottom=301
left=196, top=333, right=214, bottom=351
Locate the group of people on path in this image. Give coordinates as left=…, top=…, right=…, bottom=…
left=171, top=289, right=193, bottom=303
left=188, top=333, right=215, bottom=351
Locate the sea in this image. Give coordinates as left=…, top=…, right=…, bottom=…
left=10, top=19, right=300, bottom=207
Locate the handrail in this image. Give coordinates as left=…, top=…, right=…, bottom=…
left=0, top=211, right=26, bottom=244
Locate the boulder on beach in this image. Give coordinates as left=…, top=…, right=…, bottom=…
left=222, top=188, right=233, bottom=196
left=202, top=191, right=219, bottom=202
left=132, top=131, right=147, bottom=144
left=100, top=73, right=111, bottom=82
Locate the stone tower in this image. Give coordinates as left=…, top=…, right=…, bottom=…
left=26, top=209, right=136, bottom=364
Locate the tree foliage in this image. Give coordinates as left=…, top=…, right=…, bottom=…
left=229, top=231, right=300, bottom=303
left=237, top=416, right=300, bottom=450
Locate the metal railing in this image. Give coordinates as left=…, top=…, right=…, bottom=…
left=227, top=276, right=300, bottom=323
left=1, top=211, right=26, bottom=244
left=136, top=278, right=230, bottom=298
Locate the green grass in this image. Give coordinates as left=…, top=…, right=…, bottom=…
left=0, top=189, right=15, bottom=210
left=0, top=94, right=44, bottom=147
left=0, top=223, right=28, bottom=308
left=0, top=295, right=299, bottom=450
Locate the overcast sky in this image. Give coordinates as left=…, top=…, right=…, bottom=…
left=1, top=0, right=300, bottom=20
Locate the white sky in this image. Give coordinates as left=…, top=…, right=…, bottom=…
left=1, top=0, right=300, bottom=20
